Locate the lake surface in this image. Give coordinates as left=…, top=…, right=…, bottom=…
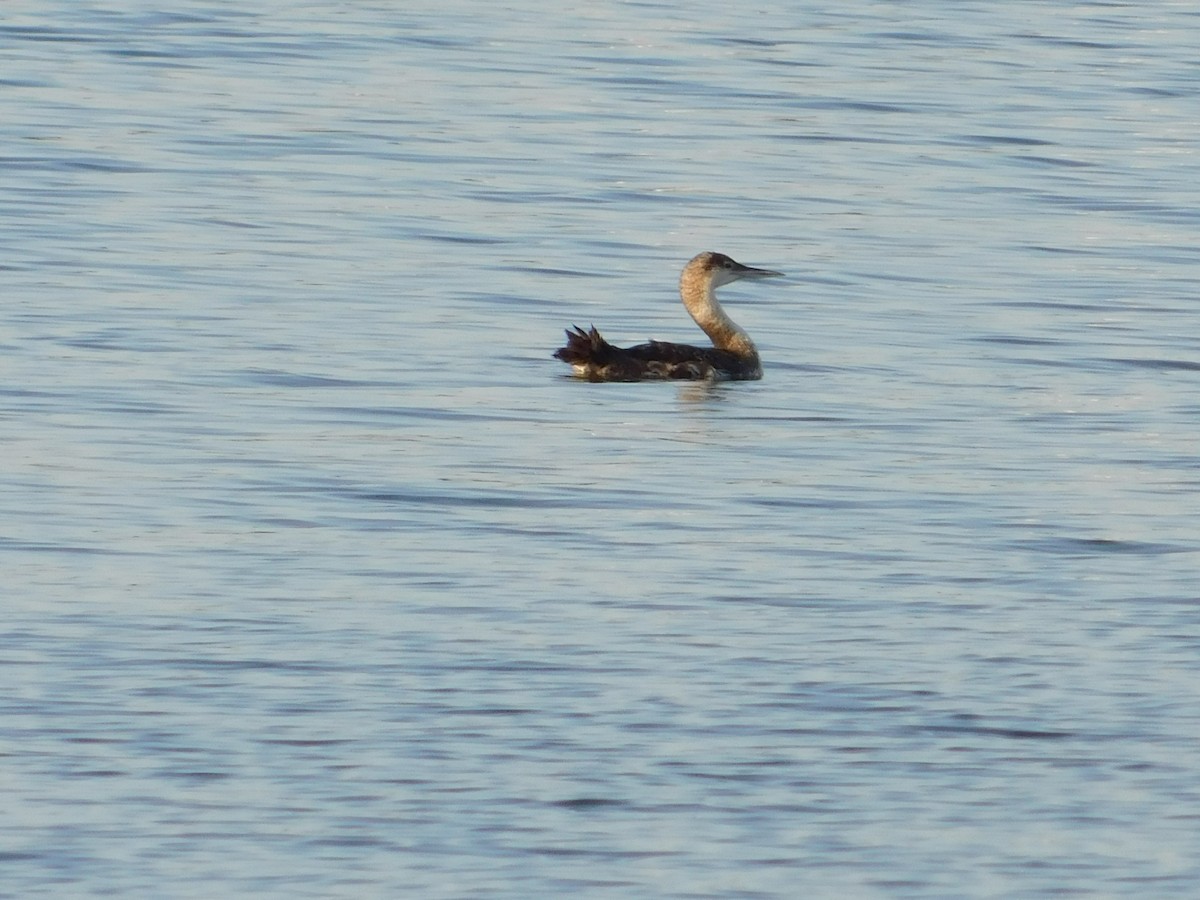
left=3, top=1, right=1199, bottom=896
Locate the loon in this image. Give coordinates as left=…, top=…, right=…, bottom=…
left=554, top=251, right=783, bottom=382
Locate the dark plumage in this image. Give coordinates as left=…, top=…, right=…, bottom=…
left=554, top=326, right=754, bottom=382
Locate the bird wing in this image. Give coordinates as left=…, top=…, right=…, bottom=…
left=624, top=341, right=743, bottom=374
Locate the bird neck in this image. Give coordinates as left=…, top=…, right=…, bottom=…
left=679, top=271, right=757, bottom=356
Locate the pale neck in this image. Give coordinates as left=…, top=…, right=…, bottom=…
left=679, top=269, right=757, bottom=356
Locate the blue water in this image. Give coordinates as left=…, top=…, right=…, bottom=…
left=3, top=2, right=1199, bottom=896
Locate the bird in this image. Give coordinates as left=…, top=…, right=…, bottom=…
left=553, top=251, right=783, bottom=382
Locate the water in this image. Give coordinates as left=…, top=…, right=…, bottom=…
left=3, top=1, right=1199, bottom=896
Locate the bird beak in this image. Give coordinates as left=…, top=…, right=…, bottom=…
left=736, top=263, right=785, bottom=279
